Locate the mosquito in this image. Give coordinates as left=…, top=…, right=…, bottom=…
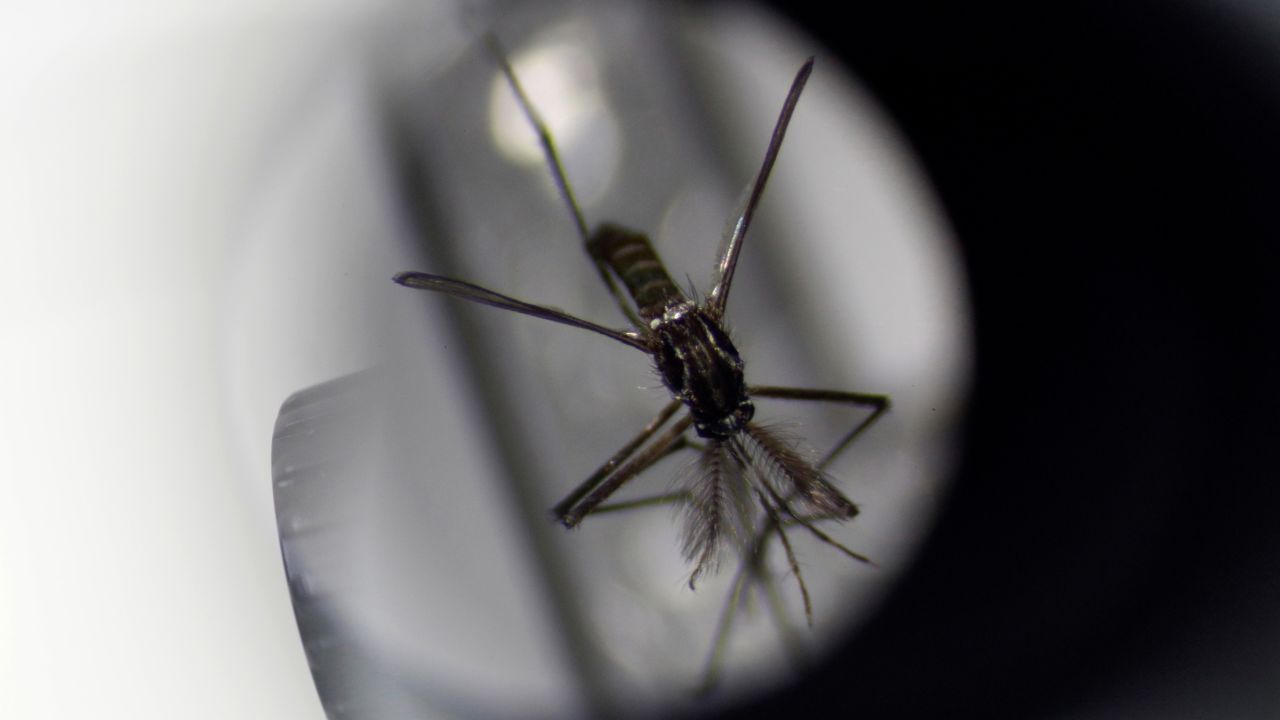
left=394, top=35, right=889, bottom=684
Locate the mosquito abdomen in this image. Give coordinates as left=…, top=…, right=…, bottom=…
left=587, top=223, right=687, bottom=322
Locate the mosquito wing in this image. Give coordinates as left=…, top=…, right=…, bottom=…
left=393, top=271, right=648, bottom=351
left=705, top=57, right=814, bottom=320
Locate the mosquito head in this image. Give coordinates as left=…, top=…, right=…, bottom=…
left=694, top=399, right=756, bottom=439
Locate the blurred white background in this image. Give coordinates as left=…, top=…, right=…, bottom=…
left=0, top=3, right=398, bottom=717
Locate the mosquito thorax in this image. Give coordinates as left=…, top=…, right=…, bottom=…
left=649, top=301, right=754, bottom=440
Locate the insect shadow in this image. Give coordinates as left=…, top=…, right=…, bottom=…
left=394, top=34, right=889, bottom=691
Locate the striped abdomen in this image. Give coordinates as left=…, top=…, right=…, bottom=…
left=587, top=223, right=687, bottom=322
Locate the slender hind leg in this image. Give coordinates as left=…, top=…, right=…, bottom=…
left=557, top=384, right=888, bottom=693
left=743, top=383, right=888, bottom=569
left=749, top=385, right=890, bottom=469
left=567, top=414, right=694, bottom=523
left=698, top=384, right=889, bottom=689
left=552, top=399, right=683, bottom=524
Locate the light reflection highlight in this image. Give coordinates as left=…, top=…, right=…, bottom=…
left=488, top=30, right=621, bottom=207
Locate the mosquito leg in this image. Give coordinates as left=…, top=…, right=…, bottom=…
left=744, top=386, right=886, bottom=565
left=551, top=399, right=682, bottom=524
left=754, top=488, right=812, bottom=624
left=586, top=429, right=709, bottom=514
left=749, top=385, right=890, bottom=469
left=713, top=390, right=884, bottom=670
left=696, top=561, right=752, bottom=695
left=694, top=485, right=870, bottom=696
left=483, top=34, right=646, bottom=331
left=590, top=260, right=647, bottom=331
left=561, top=415, right=695, bottom=526
left=697, top=500, right=805, bottom=694
left=592, top=490, right=691, bottom=516
left=762, top=483, right=876, bottom=567
left=660, top=434, right=698, bottom=459
left=753, top=546, right=806, bottom=667
left=651, top=433, right=707, bottom=465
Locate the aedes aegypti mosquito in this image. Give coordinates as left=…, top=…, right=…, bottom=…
left=395, top=35, right=889, bottom=675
